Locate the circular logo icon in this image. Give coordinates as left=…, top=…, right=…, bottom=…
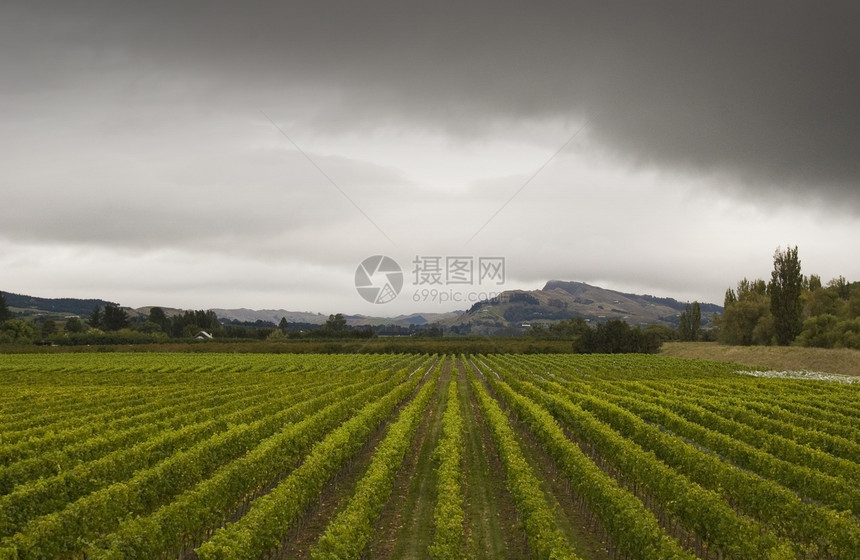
left=355, top=255, right=403, bottom=304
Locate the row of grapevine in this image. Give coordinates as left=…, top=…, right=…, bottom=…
left=0, top=374, right=363, bottom=531
left=309, top=362, right=442, bottom=559
left=0, top=383, right=289, bottom=495
left=591, top=383, right=860, bottom=516
left=0, top=383, right=221, bottom=458
left=87, top=370, right=415, bottom=559
left=494, top=370, right=794, bottom=560
left=429, top=371, right=466, bottom=560
left=0, top=419, right=222, bottom=539
left=467, top=363, right=581, bottom=560
left=195, top=361, right=436, bottom=559
left=658, top=381, right=860, bottom=459
left=612, top=380, right=860, bottom=485
left=684, top=378, right=860, bottom=421
left=473, top=359, right=692, bottom=560
left=1, top=371, right=400, bottom=559
left=533, top=375, right=860, bottom=558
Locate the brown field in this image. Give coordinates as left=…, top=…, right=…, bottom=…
left=661, top=341, right=860, bottom=377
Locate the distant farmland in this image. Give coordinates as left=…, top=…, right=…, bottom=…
left=0, top=353, right=858, bottom=559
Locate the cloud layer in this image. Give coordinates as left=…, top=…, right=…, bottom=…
left=1, top=1, right=858, bottom=312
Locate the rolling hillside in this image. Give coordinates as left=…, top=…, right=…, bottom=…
left=444, top=280, right=721, bottom=334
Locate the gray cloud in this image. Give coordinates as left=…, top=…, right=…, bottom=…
left=4, top=1, right=857, bottom=201
left=2, top=1, right=858, bottom=311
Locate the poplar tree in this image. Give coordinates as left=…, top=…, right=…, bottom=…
left=768, top=246, right=803, bottom=345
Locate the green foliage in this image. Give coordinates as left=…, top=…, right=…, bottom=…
left=829, top=275, right=851, bottom=299
left=468, top=367, right=581, bottom=560
left=531, top=318, right=591, bottom=340
left=265, top=329, right=287, bottom=341
left=63, top=317, right=85, bottom=333
left=573, top=319, right=662, bottom=353
left=91, top=373, right=408, bottom=559
left=0, top=319, right=36, bottom=343
left=0, top=292, right=10, bottom=323
left=678, top=301, right=701, bottom=341
left=311, top=366, right=439, bottom=560
left=718, top=278, right=773, bottom=345
left=323, top=313, right=347, bottom=333
left=147, top=307, right=169, bottom=332
left=197, top=361, right=434, bottom=560
left=768, top=246, right=803, bottom=345
left=429, top=375, right=466, bottom=560
left=807, top=273, right=823, bottom=291
left=3, top=353, right=860, bottom=558
left=796, top=315, right=860, bottom=349
left=88, top=306, right=102, bottom=329
left=169, top=309, right=221, bottom=337
left=722, top=246, right=859, bottom=347
left=494, top=366, right=793, bottom=560
left=514, top=359, right=858, bottom=558
left=38, top=319, right=57, bottom=338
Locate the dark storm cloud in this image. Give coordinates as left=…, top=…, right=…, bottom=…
left=2, top=1, right=857, bottom=201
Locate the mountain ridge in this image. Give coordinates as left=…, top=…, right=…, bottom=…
left=441, top=280, right=722, bottom=334
left=3, top=280, right=720, bottom=331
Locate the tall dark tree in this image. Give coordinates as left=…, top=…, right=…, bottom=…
left=148, top=307, right=170, bottom=332
left=88, top=306, right=102, bottom=329
left=678, top=301, right=701, bottom=341
left=40, top=319, right=57, bottom=338
left=0, top=292, right=10, bottom=323
left=829, top=275, right=850, bottom=300
left=324, top=313, right=347, bottom=333
left=278, top=317, right=289, bottom=333
left=768, top=246, right=803, bottom=345
left=807, top=274, right=822, bottom=291
left=102, top=304, right=129, bottom=331
left=64, top=317, right=85, bottom=333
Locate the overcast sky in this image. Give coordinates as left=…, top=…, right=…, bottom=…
left=2, top=1, right=858, bottom=315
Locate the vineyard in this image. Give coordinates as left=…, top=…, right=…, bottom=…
left=0, top=353, right=858, bottom=559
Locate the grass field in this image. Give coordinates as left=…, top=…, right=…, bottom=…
left=1, top=352, right=859, bottom=559
left=661, top=341, right=860, bottom=377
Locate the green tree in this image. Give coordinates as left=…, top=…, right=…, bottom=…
left=102, top=304, right=129, bottom=331
left=717, top=283, right=772, bottom=346
left=807, top=274, right=822, bottom=291
left=828, top=275, right=850, bottom=300
left=768, top=246, right=803, bottom=345
left=0, top=292, right=10, bottom=323
left=148, top=307, right=170, bottom=332
left=678, top=301, right=701, bottom=341
left=64, top=317, right=85, bottom=333
left=40, top=319, right=57, bottom=338
left=278, top=317, right=289, bottom=333
left=88, top=306, right=102, bottom=329
left=0, top=319, right=36, bottom=343
left=324, top=313, right=347, bottom=334
left=803, top=287, right=841, bottom=318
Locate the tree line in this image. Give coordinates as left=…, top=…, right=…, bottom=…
left=530, top=317, right=668, bottom=353
left=717, top=246, right=860, bottom=348
left=0, top=298, right=434, bottom=345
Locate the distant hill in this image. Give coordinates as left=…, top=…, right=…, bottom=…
left=4, top=281, right=718, bottom=333
left=442, top=280, right=722, bottom=334
left=2, top=292, right=117, bottom=318
left=210, top=308, right=328, bottom=325
left=211, top=308, right=460, bottom=328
